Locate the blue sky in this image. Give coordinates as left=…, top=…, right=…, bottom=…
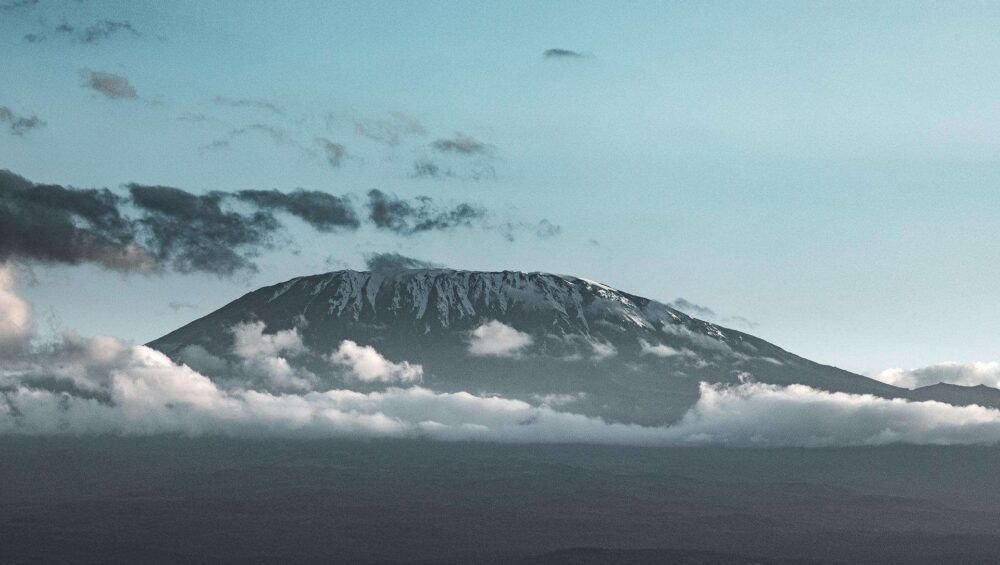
left=2, top=0, right=1000, bottom=374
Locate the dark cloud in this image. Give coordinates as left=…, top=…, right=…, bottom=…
left=128, top=184, right=280, bottom=275
left=234, top=189, right=359, bottom=232
left=79, top=69, right=138, bottom=100
left=364, top=252, right=444, bottom=273
left=316, top=138, right=347, bottom=168
left=214, top=96, right=285, bottom=116
left=431, top=133, right=493, bottom=156
left=0, top=107, right=45, bottom=136
left=0, top=169, right=510, bottom=275
left=0, top=169, right=280, bottom=276
left=0, top=170, right=152, bottom=272
left=543, top=48, right=586, bottom=59
left=367, top=190, right=486, bottom=235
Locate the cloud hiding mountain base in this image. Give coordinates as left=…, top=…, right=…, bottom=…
left=5, top=340, right=1000, bottom=445
left=3, top=267, right=1000, bottom=446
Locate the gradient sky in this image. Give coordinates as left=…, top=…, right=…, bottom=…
left=2, top=0, right=1000, bottom=375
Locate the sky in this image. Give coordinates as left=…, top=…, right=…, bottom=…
left=2, top=0, right=999, bottom=376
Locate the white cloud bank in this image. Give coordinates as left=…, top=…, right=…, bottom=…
left=231, top=321, right=314, bottom=391
left=467, top=320, right=533, bottom=357
left=6, top=361, right=1000, bottom=446
left=329, top=340, right=423, bottom=384
left=875, top=362, right=1000, bottom=389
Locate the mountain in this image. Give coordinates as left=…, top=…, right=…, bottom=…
left=149, top=269, right=974, bottom=425
left=909, top=383, right=1000, bottom=409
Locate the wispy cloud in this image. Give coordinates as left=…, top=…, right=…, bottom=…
left=315, top=137, right=347, bottom=168
left=0, top=106, right=44, bottom=136
left=409, top=159, right=453, bottom=179
left=166, top=301, right=198, bottom=312
left=27, top=20, right=141, bottom=45
left=496, top=219, right=563, bottom=242
left=203, top=124, right=323, bottom=164
left=72, top=20, right=141, bottom=44
left=347, top=111, right=426, bottom=146
left=214, top=96, right=285, bottom=116
left=668, top=298, right=759, bottom=330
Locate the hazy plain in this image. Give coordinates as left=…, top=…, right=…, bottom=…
left=3, top=438, right=999, bottom=564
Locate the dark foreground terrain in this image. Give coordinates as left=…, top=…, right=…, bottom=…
left=2, top=438, right=999, bottom=564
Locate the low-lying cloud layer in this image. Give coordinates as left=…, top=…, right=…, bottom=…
left=7, top=348, right=1000, bottom=445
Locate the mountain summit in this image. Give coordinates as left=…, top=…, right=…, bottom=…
left=150, top=269, right=968, bottom=424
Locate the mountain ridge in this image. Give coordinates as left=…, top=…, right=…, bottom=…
left=149, top=268, right=993, bottom=424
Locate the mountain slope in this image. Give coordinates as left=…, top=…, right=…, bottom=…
left=910, top=383, right=1000, bottom=409
left=152, top=269, right=914, bottom=425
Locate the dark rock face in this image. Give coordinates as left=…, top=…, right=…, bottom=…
left=151, top=269, right=924, bottom=425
